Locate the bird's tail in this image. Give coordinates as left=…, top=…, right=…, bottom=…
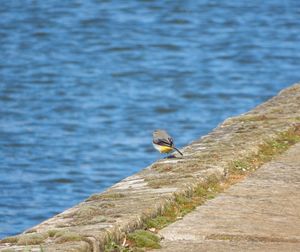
left=173, top=147, right=183, bottom=156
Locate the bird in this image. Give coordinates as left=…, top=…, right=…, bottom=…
left=152, top=129, right=183, bottom=156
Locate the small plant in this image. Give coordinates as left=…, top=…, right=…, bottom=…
left=127, top=230, right=161, bottom=249
left=232, top=160, right=250, bottom=172
left=104, top=240, right=132, bottom=252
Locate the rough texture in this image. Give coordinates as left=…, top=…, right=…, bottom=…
left=154, top=142, right=300, bottom=252
left=1, top=83, right=300, bottom=251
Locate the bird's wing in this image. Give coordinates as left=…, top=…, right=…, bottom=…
left=153, top=137, right=173, bottom=147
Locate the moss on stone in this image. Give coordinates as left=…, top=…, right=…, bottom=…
left=127, top=230, right=161, bottom=249
left=104, top=241, right=134, bottom=252
left=232, top=160, right=251, bottom=172
left=54, top=231, right=82, bottom=244
left=144, top=175, right=221, bottom=231
left=86, top=193, right=125, bottom=202
left=145, top=215, right=173, bottom=230
left=230, top=127, right=300, bottom=174
left=75, top=205, right=103, bottom=218
left=47, top=229, right=62, bottom=238
left=53, top=230, right=65, bottom=238
left=17, top=233, right=46, bottom=245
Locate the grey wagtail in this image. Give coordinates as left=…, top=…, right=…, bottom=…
left=152, top=129, right=183, bottom=156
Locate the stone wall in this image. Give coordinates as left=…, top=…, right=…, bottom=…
left=1, top=83, right=300, bottom=252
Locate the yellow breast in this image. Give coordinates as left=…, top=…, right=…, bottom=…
left=160, top=146, right=173, bottom=153
left=155, top=145, right=173, bottom=153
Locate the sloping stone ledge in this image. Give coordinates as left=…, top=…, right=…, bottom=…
left=1, top=83, right=300, bottom=252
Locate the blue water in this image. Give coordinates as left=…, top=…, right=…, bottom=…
left=1, top=1, right=300, bottom=238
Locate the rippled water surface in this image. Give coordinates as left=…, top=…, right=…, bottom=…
left=1, top=1, right=300, bottom=238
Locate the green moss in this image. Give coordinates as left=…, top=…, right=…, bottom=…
left=230, top=128, right=300, bottom=174
left=145, top=215, right=171, bottom=230
left=17, top=233, right=46, bottom=245
left=53, top=230, right=65, bottom=238
left=127, top=230, right=161, bottom=249
left=104, top=241, right=135, bottom=252
left=54, top=231, right=82, bottom=244
left=232, top=160, right=250, bottom=172
left=47, top=229, right=61, bottom=238
left=86, top=193, right=125, bottom=202
left=145, top=175, right=221, bottom=230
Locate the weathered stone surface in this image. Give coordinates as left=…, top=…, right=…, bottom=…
left=1, top=83, right=300, bottom=251
left=153, top=240, right=300, bottom=252
left=154, top=142, right=300, bottom=251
